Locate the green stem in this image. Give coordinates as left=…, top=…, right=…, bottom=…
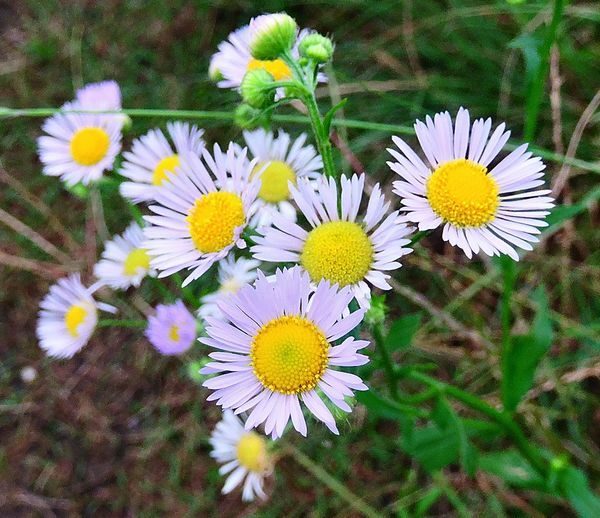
left=98, top=319, right=146, bottom=329
left=373, top=324, right=400, bottom=400
left=407, top=370, right=549, bottom=478
left=303, top=92, right=337, bottom=180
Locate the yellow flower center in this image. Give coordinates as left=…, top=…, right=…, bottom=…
left=123, top=248, right=150, bottom=276
left=186, top=191, right=245, bottom=254
left=70, top=127, right=110, bottom=166
left=251, top=160, right=296, bottom=203
left=151, top=154, right=180, bottom=186
left=236, top=432, right=268, bottom=472
left=168, top=324, right=180, bottom=342
left=247, top=58, right=292, bottom=81
left=64, top=304, right=87, bottom=337
left=426, top=158, right=500, bottom=228
left=251, top=315, right=329, bottom=395
left=300, top=221, right=373, bottom=287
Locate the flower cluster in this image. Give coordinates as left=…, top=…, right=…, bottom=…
left=33, top=12, right=554, bottom=502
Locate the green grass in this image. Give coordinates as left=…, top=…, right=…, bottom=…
left=1, top=0, right=599, bottom=516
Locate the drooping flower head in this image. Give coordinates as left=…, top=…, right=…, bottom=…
left=252, top=174, right=412, bottom=306
left=243, top=128, right=323, bottom=227
left=143, top=143, right=260, bottom=286
left=248, top=13, right=298, bottom=60
left=387, top=107, right=555, bottom=260
left=36, top=274, right=116, bottom=358
left=210, top=24, right=325, bottom=92
left=119, top=121, right=205, bottom=203
left=210, top=410, right=272, bottom=501
left=146, top=300, right=196, bottom=355
left=37, top=101, right=122, bottom=185
left=202, top=266, right=370, bottom=439
left=93, top=222, right=155, bottom=289
left=198, top=255, right=261, bottom=321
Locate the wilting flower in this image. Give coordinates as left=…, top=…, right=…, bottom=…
left=387, top=107, right=555, bottom=260
left=202, top=266, right=370, bottom=438
left=36, top=274, right=116, bottom=358
left=252, top=174, right=412, bottom=306
left=146, top=300, right=196, bottom=355
left=94, top=222, right=155, bottom=289
left=143, top=143, right=260, bottom=286
left=119, top=121, right=205, bottom=203
left=242, top=128, right=322, bottom=227
left=198, top=256, right=261, bottom=321
left=210, top=410, right=272, bottom=501
left=37, top=101, right=122, bottom=185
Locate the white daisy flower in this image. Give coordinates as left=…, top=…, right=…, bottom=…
left=93, top=222, right=156, bottom=289
left=143, top=143, right=260, bottom=287
left=36, top=274, right=116, bottom=359
left=387, top=107, right=555, bottom=260
left=201, top=266, right=370, bottom=439
left=210, top=410, right=272, bottom=501
left=75, top=80, right=128, bottom=128
left=119, top=121, right=205, bottom=203
left=243, top=128, right=323, bottom=227
left=198, top=256, right=261, bottom=321
left=37, top=101, right=122, bottom=185
left=211, top=25, right=325, bottom=91
left=252, top=174, right=412, bottom=307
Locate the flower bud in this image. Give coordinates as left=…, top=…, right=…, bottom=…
left=298, top=33, right=334, bottom=62
left=234, top=104, right=268, bottom=130
left=364, top=295, right=387, bottom=327
left=249, top=13, right=297, bottom=60
left=241, top=68, right=275, bottom=108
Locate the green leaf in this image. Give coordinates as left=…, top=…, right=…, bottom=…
left=322, top=98, right=348, bottom=135
left=502, top=286, right=553, bottom=412
left=385, top=313, right=422, bottom=352
left=478, top=450, right=546, bottom=490
left=400, top=423, right=460, bottom=472
left=558, top=466, right=600, bottom=518
left=508, top=34, right=542, bottom=86
left=355, top=390, right=419, bottom=421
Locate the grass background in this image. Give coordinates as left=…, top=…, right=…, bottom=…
left=1, top=0, right=599, bottom=516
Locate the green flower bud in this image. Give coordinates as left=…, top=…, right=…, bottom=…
left=234, top=104, right=269, bottom=130
left=249, top=13, right=297, bottom=60
left=241, top=68, right=275, bottom=108
left=299, top=33, right=334, bottom=62
left=364, top=295, right=387, bottom=327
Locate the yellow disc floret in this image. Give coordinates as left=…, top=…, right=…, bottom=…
left=300, top=221, right=373, bottom=287
left=251, top=160, right=296, bottom=203
left=152, top=154, right=180, bottom=186
left=64, top=304, right=87, bottom=337
left=168, top=325, right=180, bottom=342
left=251, top=315, right=329, bottom=395
left=426, top=158, right=499, bottom=228
left=70, top=127, right=110, bottom=166
left=236, top=432, right=269, bottom=472
left=187, top=191, right=245, bottom=254
left=123, top=248, right=150, bottom=276
left=247, top=58, right=292, bottom=81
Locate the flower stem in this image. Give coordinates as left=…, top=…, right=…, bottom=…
left=302, top=91, right=337, bottom=180
left=98, top=319, right=147, bottom=329
left=406, top=370, right=549, bottom=478
left=372, top=323, right=400, bottom=400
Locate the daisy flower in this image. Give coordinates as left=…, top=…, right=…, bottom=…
left=201, top=266, right=370, bottom=439
left=210, top=410, right=272, bottom=501
left=143, top=143, right=260, bottom=286
left=211, top=24, right=325, bottom=92
left=36, top=274, right=116, bottom=359
left=93, top=222, right=155, bottom=289
left=146, top=300, right=197, bottom=355
left=387, top=107, right=555, bottom=260
left=119, top=121, right=205, bottom=203
left=198, top=256, right=261, bottom=321
left=37, top=101, right=122, bottom=185
left=252, top=174, right=412, bottom=306
left=242, top=128, right=323, bottom=227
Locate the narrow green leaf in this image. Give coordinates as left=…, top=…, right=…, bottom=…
left=558, top=466, right=600, bottom=518
left=478, top=450, right=546, bottom=490
left=322, top=98, right=348, bottom=135
left=385, top=313, right=422, bottom=352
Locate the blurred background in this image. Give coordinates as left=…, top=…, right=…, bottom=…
left=1, top=1, right=599, bottom=516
